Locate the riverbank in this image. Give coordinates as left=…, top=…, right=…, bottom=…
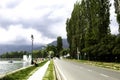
left=0, top=61, right=47, bottom=80
left=0, top=61, right=26, bottom=75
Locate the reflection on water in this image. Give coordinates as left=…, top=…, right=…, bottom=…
left=0, top=60, right=31, bottom=75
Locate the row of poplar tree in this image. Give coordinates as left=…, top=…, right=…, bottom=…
left=66, top=0, right=120, bottom=62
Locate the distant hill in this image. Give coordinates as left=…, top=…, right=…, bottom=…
left=0, top=39, right=69, bottom=55
left=48, top=39, right=69, bottom=48
left=0, top=45, right=41, bottom=55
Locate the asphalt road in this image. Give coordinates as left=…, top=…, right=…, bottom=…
left=54, top=59, right=120, bottom=80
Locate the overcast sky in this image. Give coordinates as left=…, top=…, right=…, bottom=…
left=0, top=0, right=119, bottom=45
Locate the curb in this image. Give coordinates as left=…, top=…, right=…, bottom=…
left=54, top=60, right=67, bottom=80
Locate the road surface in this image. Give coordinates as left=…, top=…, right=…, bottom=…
left=54, top=59, right=120, bottom=80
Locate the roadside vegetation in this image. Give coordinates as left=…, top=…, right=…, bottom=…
left=43, top=60, right=56, bottom=80
left=0, top=61, right=47, bottom=80
left=0, top=0, right=120, bottom=66
left=66, top=0, right=120, bottom=62
left=64, top=0, right=120, bottom=72
left=67, top=59, right=120, bottom=71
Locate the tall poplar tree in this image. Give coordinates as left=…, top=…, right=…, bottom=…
left=57, top=36, right=63, bottom=56
left=66, top=0, right=110, bottom=59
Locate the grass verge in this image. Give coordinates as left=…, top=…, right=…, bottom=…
left=0, top=61, right=48, bottom=80
left=43, top=60, right=56, bottom=80
left=66, top=59, right=120, bottom=71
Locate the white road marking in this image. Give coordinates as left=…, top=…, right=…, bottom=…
left=79, top=67, right=83, bottom=69
left=54, top=61, right=67, bottom=80
left=88, top=69, right=92, bottom=72
left=100, top=73, right=109, bottom=77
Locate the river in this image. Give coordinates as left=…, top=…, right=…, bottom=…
left=0, top=60, right=31, bottom=75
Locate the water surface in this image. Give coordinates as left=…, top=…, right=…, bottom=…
left=0, top=60, right=30, bottom=75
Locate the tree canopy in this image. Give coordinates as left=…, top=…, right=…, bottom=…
left=66, top=0, right=120, bottom=62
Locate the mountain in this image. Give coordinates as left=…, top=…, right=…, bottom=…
left=48, top=39, right=69, bottom=48
left=0, top=39, right=69, bottom=55
left=0, top=45, right=42, bottom=55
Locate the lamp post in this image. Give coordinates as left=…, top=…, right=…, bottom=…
left=31, top=34, right=34, bottom=64
left=77, top=47, right=80, bottom=60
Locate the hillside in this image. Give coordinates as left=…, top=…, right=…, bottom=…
left=48, top=39, right=69, bottom=48
left=0, top=39, right=69, bottom=55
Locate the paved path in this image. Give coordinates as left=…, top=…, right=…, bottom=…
left=28, top=61, right=50, bottom=80
left=54, top=59, right=120, bottom=80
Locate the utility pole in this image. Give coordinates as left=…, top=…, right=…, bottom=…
left=77, top=47, right=80, bottom=60
left=31, top=34, right=34, bottom=64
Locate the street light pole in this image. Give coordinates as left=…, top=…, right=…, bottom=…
left=31, top=34, right=34, bottom=64
left=77, top=47, right=80, bottom=60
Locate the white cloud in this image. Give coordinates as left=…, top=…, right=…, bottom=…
left=0, top=0, right=76, bottom=21
left=0, top=24, right=54, bottom=45
left=0, top=0, right=77, bottom=45
left=0, top=0, right=21, bottom=8
left=110, top=0, right=119, bottom=35
left=0, top=0, right=119, bottom=45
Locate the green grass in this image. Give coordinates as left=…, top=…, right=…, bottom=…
left=0, top=61, right=48, bottom=80
left=43, top=60, right=56, bottom=80
left=66, top=59, right=120, bottom=71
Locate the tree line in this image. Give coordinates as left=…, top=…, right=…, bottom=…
left=0, top=51, right=28, bottom=58
left=0, top=36, right=65, bottom=59
left=66, top=0, right=120, bottom=62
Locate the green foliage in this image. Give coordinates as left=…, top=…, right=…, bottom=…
left=66, top=0, right=120, bottom=62
left=33, top=50, right=47, bottom=58
left=43, top=60, right=55, bottom=80
left=60, top=48, right=69, bottom=56
left=112, top=36, right=120, bottom=62
left=0, top=49, right=49, bottom=59
left=57, top=36, right=63, bottom=56
left=46, top=45, right=57, bottom=57
left=0, top=61, right=47, bottom=80
left=0, top=51, right=28, bottom=58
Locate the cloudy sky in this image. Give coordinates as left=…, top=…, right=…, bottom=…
left=0, top=0, right=119, bottom=45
